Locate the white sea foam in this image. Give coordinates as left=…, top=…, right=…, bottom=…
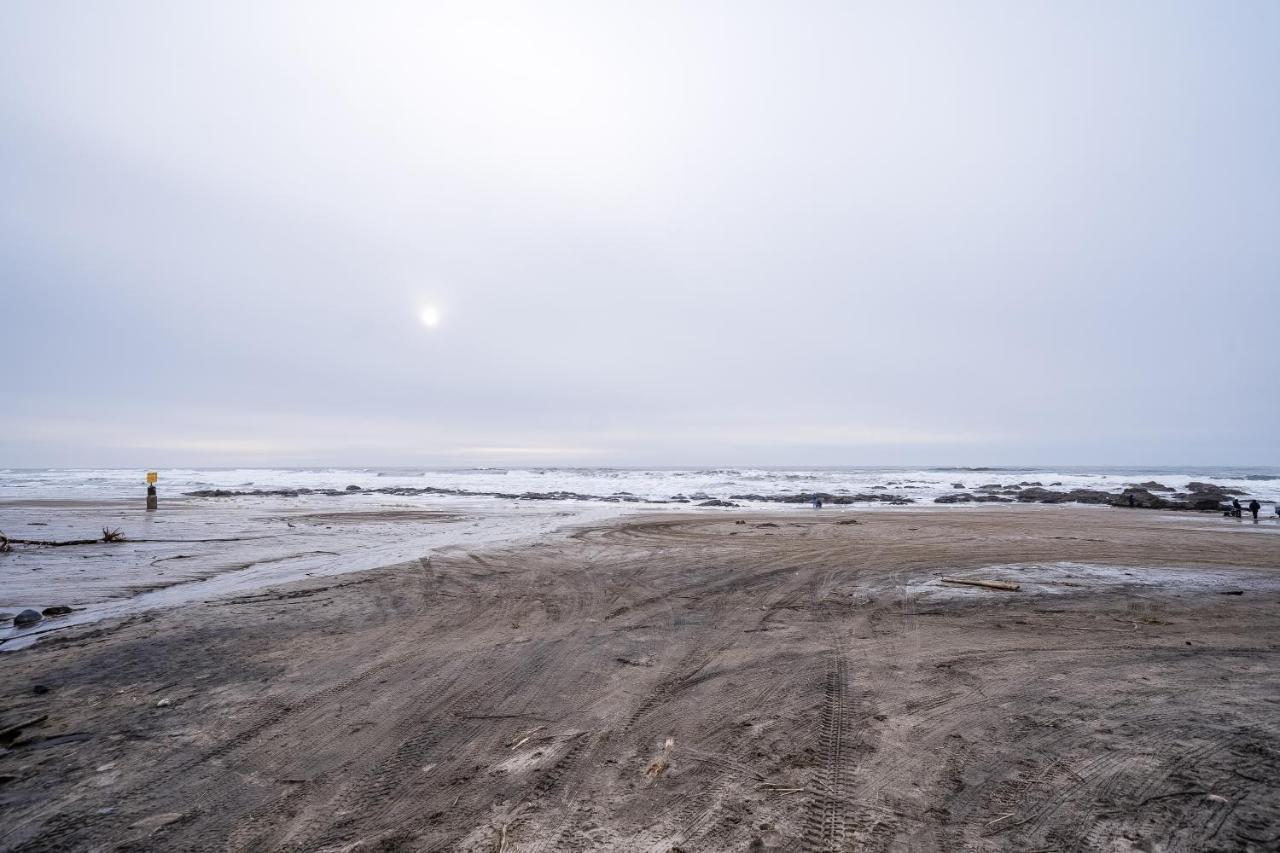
left=1, top=466, right=1277, bottom=505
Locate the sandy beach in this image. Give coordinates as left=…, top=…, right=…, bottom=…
left=2, top=505, right=1278, bottom=852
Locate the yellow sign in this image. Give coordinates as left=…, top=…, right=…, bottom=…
left=146, top=471, right=158, bottom=485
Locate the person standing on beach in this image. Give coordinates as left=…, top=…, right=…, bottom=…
left=1232, top=498, right=1243, bottom=518
left=1248, top=499, right=1261, bottom=520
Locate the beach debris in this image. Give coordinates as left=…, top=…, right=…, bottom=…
left=2, top=527, right=127, bottom=547
left=836, top=518, right=859, bottom=524
left=941, top=577, right=1021, bottom=592
left=1219, top=590, right=1245, bottom=596
left=41, top=606, right=74, bottom=617
left=645, top=737, right=675, bottom=782
left=506, top=726, right=544, bottom=749
left=0, top=714, right=48, bottom=745
left=127, top=812, right=185, bottom=835
left=13, top=609, right=43, bottom=628
left=156, top=698, right=173, bottom=708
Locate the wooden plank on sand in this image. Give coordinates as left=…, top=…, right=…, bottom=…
left=941, top=577, right=1021, bottom=592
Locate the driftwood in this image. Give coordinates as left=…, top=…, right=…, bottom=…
left=941, top=577, right=1021, bottom=592
left=0, top=714, right=48, bottom=744
left=0, top=527, right=126, bottom=547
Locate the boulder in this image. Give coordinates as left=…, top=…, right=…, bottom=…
left=1114, top=488, right=1169, bottom=509
left=696, top=499, right=739, bottom=508
left=13, top=609, right=42, bottom=628
left=934, top=493, right=975, bottom=503
left=1186, top=481, right=1245, bottom=496
left=1016, top=487, right=1062, bottom=503
left=1017, top=488, right=1114, bottom=505
left=41, top=605, right=74, bottom=617
left=1062, top=489, right=1116, bottom=504
left=1128, top=481, right=1174, bottom=492
left=345, top=484, right=363, bottom=491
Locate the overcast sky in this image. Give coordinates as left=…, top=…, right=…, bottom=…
left=3, top=1, right=1277, bottom=468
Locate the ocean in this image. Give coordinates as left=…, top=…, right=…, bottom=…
left=2, top=465, right=1278, bottom=505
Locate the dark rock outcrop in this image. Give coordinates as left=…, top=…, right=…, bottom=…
left=1016, top=488, right=1114, bottom=504
left=1127, top=481, right=1173, bottom=492
left=934, top=493, right=1014, bottom=504
left=1115, top=488, right=1169, bottom=509
left=13, top=609, right=42, bottom=628
left=729, top=493, right=914, bottom=506
left=1186, top=482, right=1245, bottom=496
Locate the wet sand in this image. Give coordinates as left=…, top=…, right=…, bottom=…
left=2, top=507, right=1279, bottom=852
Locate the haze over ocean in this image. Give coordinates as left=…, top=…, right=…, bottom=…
left=3, top=2, right=1278, bottom=469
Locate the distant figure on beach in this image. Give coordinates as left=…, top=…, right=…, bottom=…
left=1128, top=494, right=1137, bottom=508
left=1231, top=498, right=1243, bottom=518
left=813, top=496, right=823, bottom=509
left=1248, top=499, right=1260, bottom=520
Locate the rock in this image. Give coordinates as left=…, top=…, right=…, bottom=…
left=13, top=609, right=42, bottom=628
left=937, top=492, right=1013, bottom=503
left=696, top=499, right=739, bottom=507
left=41, top=606, right=74, bottom=617
left=951, top=483, right=965, bottom=489
left=345, top=484, right=362, bottom=491
left=156, top=698, right=173, bottom=708
left=1017, top=488, right=1115, bottom=505
left=1127, top=480, right=1173, bottom=492
left=1186, top=481, right=1245, bottom=496
left=1114, top=488, right=1169, bottom=509
left=728, top=492, right=915, bottom=505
